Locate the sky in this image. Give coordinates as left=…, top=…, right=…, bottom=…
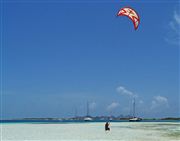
left=0, top=0, right=180, bottom=119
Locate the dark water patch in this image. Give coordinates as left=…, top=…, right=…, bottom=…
left=165, top=131, right=180, bottom=139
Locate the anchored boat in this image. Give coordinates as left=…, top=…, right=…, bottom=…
left=129, top=98, right=142, bottom=122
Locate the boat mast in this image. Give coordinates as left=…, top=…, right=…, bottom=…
left=86, top=101, right=89, bottom=117
left=133, top=98, right=135, bottom=118
left=74, top=107, right=77, bottom=118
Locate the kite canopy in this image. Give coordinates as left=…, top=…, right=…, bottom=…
left=117, top=7, right=140, bottom=30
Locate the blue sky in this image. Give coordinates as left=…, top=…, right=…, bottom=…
left=1, top=0, right=180, bottom=119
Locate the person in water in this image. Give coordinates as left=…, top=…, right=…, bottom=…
left=105, top=122, right=110, bottom=131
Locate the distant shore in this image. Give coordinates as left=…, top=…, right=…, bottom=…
left=1, top=116, right=180, bottom=122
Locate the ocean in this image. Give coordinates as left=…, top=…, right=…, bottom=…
left=0, top=121, right=180, bottom=141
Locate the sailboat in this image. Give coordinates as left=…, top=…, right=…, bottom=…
left=84, top=102, right=93, bottom=121
left=129, top=98, right=142, bottom=122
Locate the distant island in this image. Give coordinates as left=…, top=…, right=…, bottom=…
left=160, top=117, right=180, bottom=120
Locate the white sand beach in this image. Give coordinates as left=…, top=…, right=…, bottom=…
left=1, top=122, right=180, bottom=141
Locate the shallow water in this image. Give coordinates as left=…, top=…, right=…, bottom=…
left=1, top=122, right=179, bottom=141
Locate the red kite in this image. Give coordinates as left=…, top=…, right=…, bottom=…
left=117, top=7, right=140, bottom=30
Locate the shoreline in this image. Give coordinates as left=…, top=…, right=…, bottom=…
left=1, top=118, right=180, bottom=124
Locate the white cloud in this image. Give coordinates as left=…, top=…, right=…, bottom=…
left=107, top=102, right=119, bottom=112
left=116, top=86, right=137, bottom=97
left=174, top=11, right=180, bottom=25
left=151, top=96, right=169, bottom=110
left=89, top=102, right=97, bottom=110
left=165, top=9, right=180, bottom=45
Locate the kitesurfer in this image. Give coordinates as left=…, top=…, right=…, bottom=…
left=105, top=122, right=110, bottom=131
